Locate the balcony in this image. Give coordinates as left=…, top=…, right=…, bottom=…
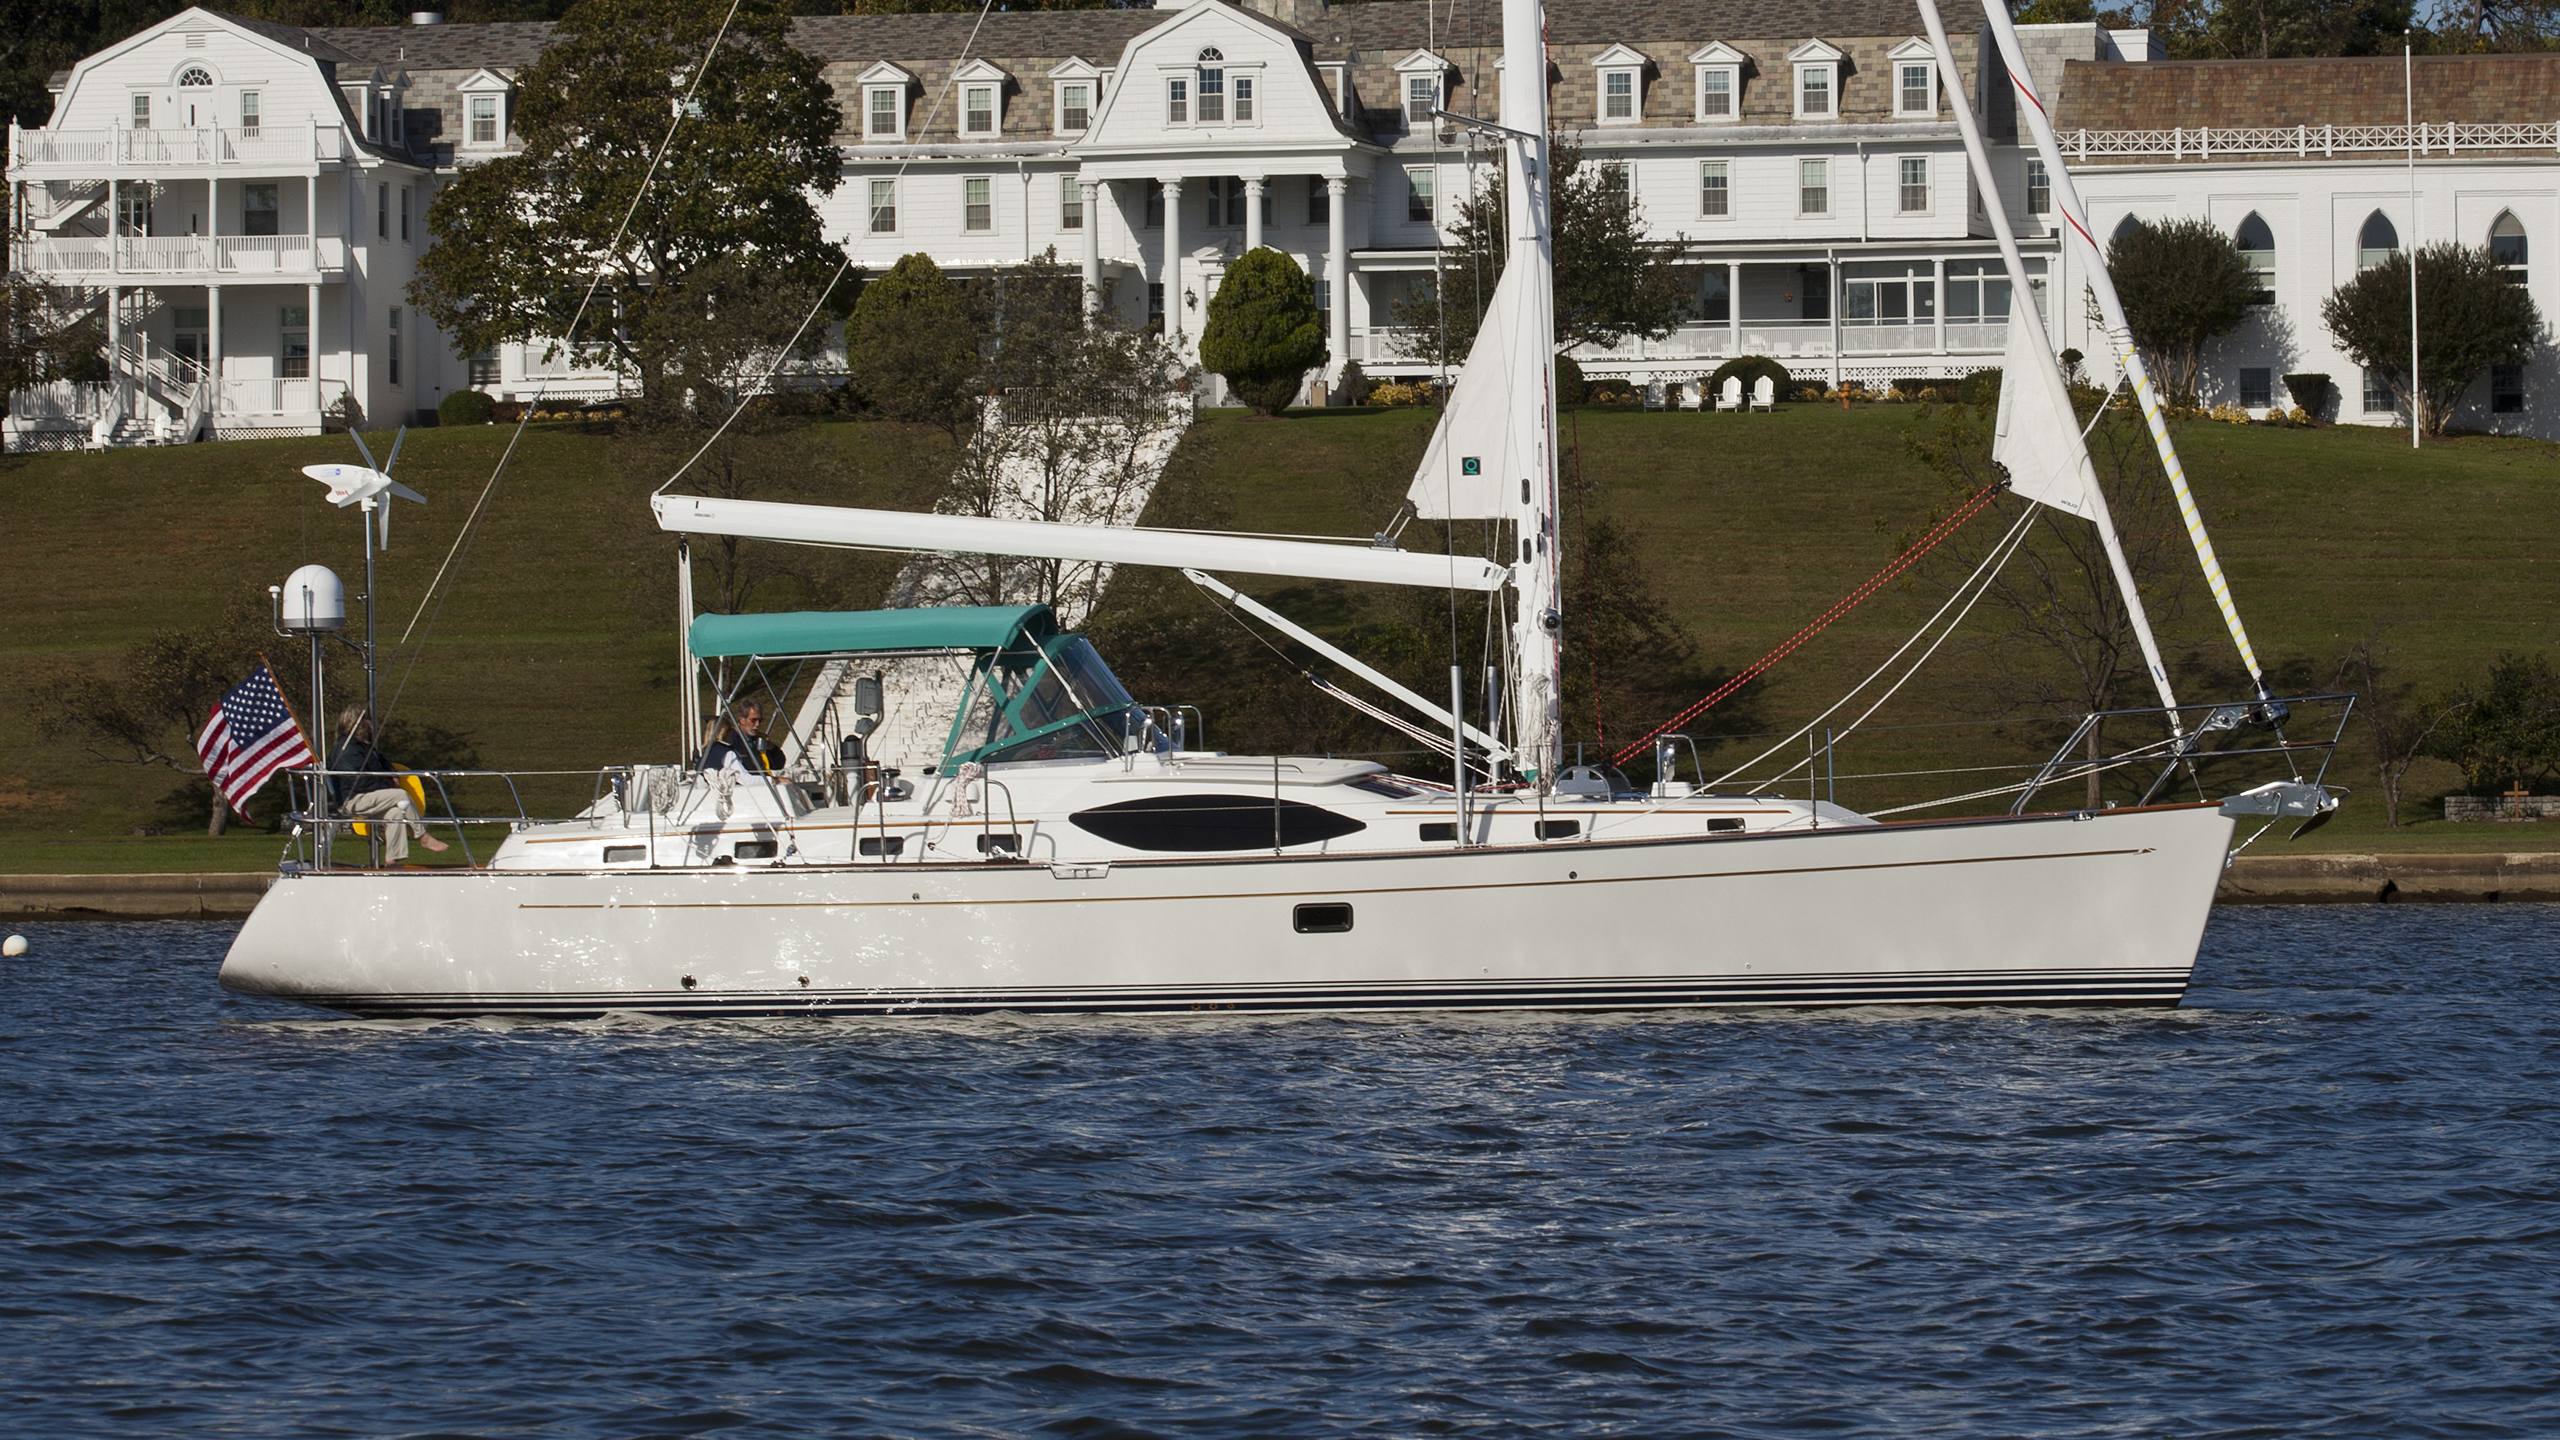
left=12, top=234, right=350, bottom=281
left=9, top=122, right=356, bottom=172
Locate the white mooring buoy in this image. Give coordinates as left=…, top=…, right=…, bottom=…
left=2, top=935, right=27, bottom=958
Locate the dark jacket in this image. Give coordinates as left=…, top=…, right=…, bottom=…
left=702, top=733, right=786, bottom=775
left=326, top=739, right=393, bottom=808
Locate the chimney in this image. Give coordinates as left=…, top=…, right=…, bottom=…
left=410, top=10, right=446, bottom=24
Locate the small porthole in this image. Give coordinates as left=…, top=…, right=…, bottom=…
left=1419, top=822, right=1456, bottom=842
left=733, top=840, right=777, bottom=860
left=602, top=844, right=645, bottom=864
left=860, top=835, right=907, bottom=857
left=1708, top=818, right=1745, bottom=833
left=1294, top=902, right=1354, bottom=934
left=1536, top=820, right=1580, bottom=840
left=976, top=832, right=1022, bottom=855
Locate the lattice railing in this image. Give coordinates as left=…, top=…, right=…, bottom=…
left=2065, top=120, right=2560, bottom=161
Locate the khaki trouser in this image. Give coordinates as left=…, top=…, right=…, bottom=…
left=342, top=786, right=427, bottom=864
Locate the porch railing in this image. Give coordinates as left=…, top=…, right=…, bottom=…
left=10, top=122, right=354, bottom=169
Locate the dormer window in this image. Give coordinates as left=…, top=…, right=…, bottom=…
left=1790, top=40, right=1843, bottom=120
left=857, top=62, right=915, bottom=142
left=468, top=94, right=500, bottom=145
left=1689, top=42, right=1744, bottom=122
left=1394, top=51, right=1450, bottom=131
left=1591, top=46, right=1648, bottom=126
left=1889, top=39, right=1936, bottom=118
left=458, top=71, right=513, bottom=151
left=1051, top=59, right=1099, bottom=136
left=954, top=61, right=1007, bottom=138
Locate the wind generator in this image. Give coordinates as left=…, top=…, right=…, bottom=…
left=297, top=427, right=426, bottom=751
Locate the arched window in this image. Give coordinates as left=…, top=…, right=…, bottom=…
left=1196, top=47, right=1226, bottom=122
left=2109, top=214, right=2142, bottom=253
left=177, top=67, right=214, bottom=87
left=2358, top=211, right=2400, bottom=271
left=2490, top=211, right=2528, bottom=287
left=2235, top=213, right=2275, bottom=305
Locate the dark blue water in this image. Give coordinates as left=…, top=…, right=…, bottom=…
left=3, top=907, right=2556, bottom=1438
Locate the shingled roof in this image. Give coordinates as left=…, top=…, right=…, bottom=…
left=2054, top=52, right=2560, bottom=131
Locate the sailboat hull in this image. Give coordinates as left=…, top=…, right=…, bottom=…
left=219, top=805, right=2235, bottom=1019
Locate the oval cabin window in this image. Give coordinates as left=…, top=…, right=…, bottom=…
left=1068, top=794, right=1366, bottom=853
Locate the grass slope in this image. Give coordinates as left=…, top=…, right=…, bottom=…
left=0, top=406, right=2549, bottom=870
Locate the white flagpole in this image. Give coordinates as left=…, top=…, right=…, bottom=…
left=1975, top=5, right=2272, bottom=702
left=2405, top=34, right=2422, bottom=449
left=1912, top=0, right=2179, bottom=725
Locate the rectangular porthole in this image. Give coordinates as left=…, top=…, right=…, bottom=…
left=602, top=845, right=645, bottom=864
left=977, top=833, right=1021, bottom=855
left=1708, top=818, right=1745, bottom=833
left=1294, top=903, right=1354, bottom=934
left=1419, top=823, right=1457, bottom=842
left=860, top=836, right=906, bottom=857
left=1536, top=820, right=1580, bottom=840
left=733, top=840, right=777, bottom=860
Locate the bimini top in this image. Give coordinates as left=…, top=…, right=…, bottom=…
left=688, top=605, right=1057, bottom=660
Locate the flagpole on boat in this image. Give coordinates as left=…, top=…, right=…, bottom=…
left=1911, top=0, right=2182, bottom=729
left=1973, top=3, right=2273, bottom=703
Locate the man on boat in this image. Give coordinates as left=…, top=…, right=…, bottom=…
left=327, top=708, right=449, bottom=865
left=700, top=702, right=786, bottom=777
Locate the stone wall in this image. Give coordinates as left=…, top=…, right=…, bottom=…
left=2444, top=795, right=2560, bottom=823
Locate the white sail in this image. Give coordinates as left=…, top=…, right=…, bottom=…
left=1989, top=317, right=2097, bottom=521
left=1406, top=264, right=1531, bottom=521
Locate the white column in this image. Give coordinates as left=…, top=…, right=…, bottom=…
left=208, top=284, right=223, bottom=405
left=1932, top=256, right=1947, bottom=354
left=1161, top=178, right=1183, bottom=340
left=106, top=284, right=121, bottom=375
left=1243, top=177, right=1265, bottom=252
left=1326, top=177, right=1349, bottom=377
left=1726, top=261, right=1742, bottom=353
left=1080, top=179, right=1102, bottom=317
left=308, top=281, right=322, bottom=415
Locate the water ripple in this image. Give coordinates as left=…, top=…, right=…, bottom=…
left=0, top=908, right=2555, bottom=1436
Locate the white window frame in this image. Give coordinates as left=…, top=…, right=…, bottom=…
left=867, top=177, right=898, bottom=235
left=1889, top=40, right=1937, bottom=119
left=1798, top=157, right=1829, bottom=217
left=400, top=185, right=411, bottom=241
left=281, top=303, right=310, bottom=380
left=1405, top=74, right=1438, bottom=127
left=1233, top=74, right=1256, bottom=124
left=1698, top=159, right=1729, bottom=219
left=1790, top=41, right=1842, bottom=121
left=1406, top=166, right=1435, bottom=224
left=1689, top=43, right=1744, bottom=123
left=962, top=175, right=994, bottom=233
left=1196, top=49, right=1226, bottom=124
left=1395, top=52, right=1450, bottom=132
left=240, top=89, right=261, bottom=137
left=2489, top=211, right=2528, bottom=286
left=2026, top=159, right=2049, bottom=216
left=376, top=183, right=388, bottom=239
left=466, top=94, right=500, bottom=147
left=1053, top=74, right=1093, bottom=136
left=1592, top=46, right=1648, bottom=127
left=131, top=92, right=152, bottom=129
left=1897, top=156, right=1929, bottom=214
left=2236, top=213, right=2276, bottom=305
left=1060, top=174, right=1083, bottom=231
left=1166, top=76, right=1189, bottom=125
left=857, top=63, right=915, bottom=142
left=2358, top=210, right=2400, bottom=271
left=962, top=84, right=999, bottom=137
left=387, top=306, right=403, bottom=387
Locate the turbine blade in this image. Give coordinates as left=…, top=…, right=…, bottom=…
left=385, top=480, right=428, bottom=505
left=384, top=425, right=407, bottom=476
left=350, top=427, right=380, bottom=474
left=378, top=498, right=392, bottom=550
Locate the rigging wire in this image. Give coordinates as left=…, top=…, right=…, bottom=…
left=1609, top=479, right=2008, bottom=767
left=383, top=0, right=746, bottom=723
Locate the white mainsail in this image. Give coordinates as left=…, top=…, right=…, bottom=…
left=1989, top=316, right=2097, bottom=521
left=1405, top=264, right=1531, bottom=522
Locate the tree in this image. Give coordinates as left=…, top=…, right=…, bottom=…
left=1199, top=248, right=1328, bottom=416
left=2337, top=629, right=2464, bottom=826
left=846, top=253, right=981, bottom=439
left=2321, top=243, right=2543, bottom=437
left=1395, top=139, right=1692, bottom=364
left=409, top=0, right=843, bottom=408
left=927, top=252, right=1186, bottom=619
left=2192, top=0, right=2413, bottom=57
left=2108, top=217, right=2256, bottom=405
left=2437, top=652, right=2560, bottom=796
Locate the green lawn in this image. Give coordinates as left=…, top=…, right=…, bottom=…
left=0, top=405, right=2550, bottom=870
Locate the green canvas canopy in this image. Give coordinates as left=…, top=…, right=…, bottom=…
left=687, top=605, right=1056, bottom=659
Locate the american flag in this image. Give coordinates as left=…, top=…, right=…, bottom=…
left=194, top=663, right=313, bottom=816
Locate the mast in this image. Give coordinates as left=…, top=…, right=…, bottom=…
left=1973, top=6, right=2271, bottom=701
left=1500, top=0, right=1563, bottom=783
left=1912, top=0, right=2181, bottom=727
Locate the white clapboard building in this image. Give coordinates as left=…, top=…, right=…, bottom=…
left=7, top=0, right=2553, bottom=448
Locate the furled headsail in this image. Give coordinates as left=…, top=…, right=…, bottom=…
left=1988, top=317, right=2096, bottom=521
left=1404, top=264, right=1532, bottom=522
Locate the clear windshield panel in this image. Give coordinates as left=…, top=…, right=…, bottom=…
left=985, top=638, right=1132, bottom=749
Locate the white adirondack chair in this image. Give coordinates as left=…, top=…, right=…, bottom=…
left=1751, top=375, right=1776, bottom=410
left=1642, top=381, right=1668, bottom=411
left=1719, top=376, right=1744, bottom=410
left=1677, top=381, right=1703, bottom=410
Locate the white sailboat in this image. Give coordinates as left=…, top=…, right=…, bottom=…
left=219, top=0, right=2340, bottom=1019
